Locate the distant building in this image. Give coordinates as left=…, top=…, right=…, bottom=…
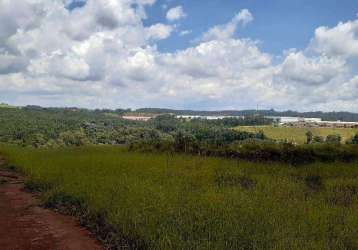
left=176, top=115, right=244, bottom=120
left=282, top=120, right=358, bottom=128
left=266, top=116, right=358, bottom=128
left=122, top=116, right=153, bottom=121
left=267, top=116, right=322, bottom=124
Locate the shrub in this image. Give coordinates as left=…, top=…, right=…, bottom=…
left=326, top=134, right=342, bottom=144
left=312, top=135, right=324, bottom=143
left=347, top=133, right=358, bottom=144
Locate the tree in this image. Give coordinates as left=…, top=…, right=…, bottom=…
left=153, top=114, right=178, bottom=133
left=27, top=133, right=46, bottom=148
left=174, top=130, right=198, bottom=153
left=347, top=133, right=358, bottom=144
left=353, top=134, right=358, bottom=144
left=305, top=131, right=313, bottom=144
left=325, top=134, right=341, bottom=144
left=59, top=130, right=89, bottom=146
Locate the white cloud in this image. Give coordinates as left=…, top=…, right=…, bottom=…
left=166, top=6, right=186, bottom=22
left=179, top=30, right=192, bottom=36
left=310, top=20, right=358, bottom=59
left=156, top=39, right=274, bottom=102
left=0, top=2, right=358, bottom=112
left=278, top=51, right=346, bottom=85
left=146, top=23, right=173, bottom=40
left=200, top=9, right=254, bottom=42
left=0, top=52, right=28, bottom=74
left=236, top=9, right=254, bottom=27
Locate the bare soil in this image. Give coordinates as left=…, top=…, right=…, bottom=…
left=0, top=166, right=104, bottom=250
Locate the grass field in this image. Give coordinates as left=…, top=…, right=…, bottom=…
left=0, top=103, right=18, bottom=109
left=235, top=126, right=358, bottom=144
left=1, top=145, right=358, bottom=249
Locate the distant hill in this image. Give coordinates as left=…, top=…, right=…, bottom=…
left=0, top=103, right=17, bottom=109
left=135, top=108, right=358, bottom=122
left=2, top=104, right=358, bottom=122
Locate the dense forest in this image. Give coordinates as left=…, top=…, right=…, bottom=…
left=0, top=106, right=269, bottom=148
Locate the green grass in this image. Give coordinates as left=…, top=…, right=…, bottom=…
left=0, top=103, right=18, bottom=109
left=1, top=144, right=358, bottom=249
left=236, top=126, right=358, bottom=144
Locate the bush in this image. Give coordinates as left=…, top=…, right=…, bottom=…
left=326, top=134, right=341, bottom=144
left=347, top=133, right=358, bottom=144
left=59, top=130, right=90, bottom=146
left=312, top=135, right=324, bottom=143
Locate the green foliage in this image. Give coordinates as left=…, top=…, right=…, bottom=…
left=0, top=106, right=146, bottom=147
left=313, top=135, right=325, bottom=143
left=0, top=107, right=267, bottom=149
left=136, top=108, right=358, bottom=122
left=347, top=133, right=358, bottom=144
left=1, top=107, right=358, bottom=164
left=1, top=145, right=358, bottom=249
left=326, top=134, right=342, bottom=144
left=152, top=114, right=178, bottom=133
left=59, top=130, right=90, bottom=146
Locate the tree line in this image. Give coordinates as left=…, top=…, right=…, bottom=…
left=1, top=106, right=358, bottom=164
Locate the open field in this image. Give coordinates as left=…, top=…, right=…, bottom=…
left=1, top=145, right=358, bottom=249
left=235, top=126, right=358, bottom=144
left=0, top=104, right=18, bottom=109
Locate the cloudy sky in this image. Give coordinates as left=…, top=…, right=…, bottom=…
left=0, top=0, right=358, bottom=111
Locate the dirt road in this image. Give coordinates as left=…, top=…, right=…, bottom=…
left=0, top=167, right=104, bottom=250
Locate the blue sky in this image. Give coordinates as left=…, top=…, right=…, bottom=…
left=144, top=0, right=358, bottom=54
left=1, top=0, right=358, bottom=111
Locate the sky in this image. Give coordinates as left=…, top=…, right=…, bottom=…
left=0, top=0, right=358, bottom=111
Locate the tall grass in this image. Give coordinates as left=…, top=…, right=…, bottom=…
left=1, top=144, right=358, bottom=249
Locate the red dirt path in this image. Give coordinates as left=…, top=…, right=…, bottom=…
left=0, top=168, right=104, bottom=250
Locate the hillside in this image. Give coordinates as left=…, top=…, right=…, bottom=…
left=136, top=108, right=358, bottom=122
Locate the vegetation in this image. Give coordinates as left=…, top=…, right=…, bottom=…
left=236, top=126, right=358, bottom=144
left=0, top=103, right=18, bottom=109
left=136, top=108, right=358, bottom=122
left=2, top=107, right=358, bottom=165
left=1, top=145, right=358, bottom=249
left=0, top=107, right=268, bottom=149
left=347, top=133, right=358, bottom=144
left=1, top=105, right=358, bottom=248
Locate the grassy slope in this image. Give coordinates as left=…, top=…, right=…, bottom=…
left=0, top=104, right=18, bottom=109
left=0, top=145, right=358, bottom=249
left=236, top=126, right=358, bottom=144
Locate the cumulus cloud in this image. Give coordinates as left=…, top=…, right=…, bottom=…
left=166, top=6, right=186, bottom=21
left=310, top=19, right=358, bottom=59
left=0, top=52, right=28, bottom=74
left=200, top=9, right=254, bottom=42
left=145, top=23, right=173, bottom=40
left=278, top=52, right=346, bottom=85
left=0, top=2, right=358, bottom=111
